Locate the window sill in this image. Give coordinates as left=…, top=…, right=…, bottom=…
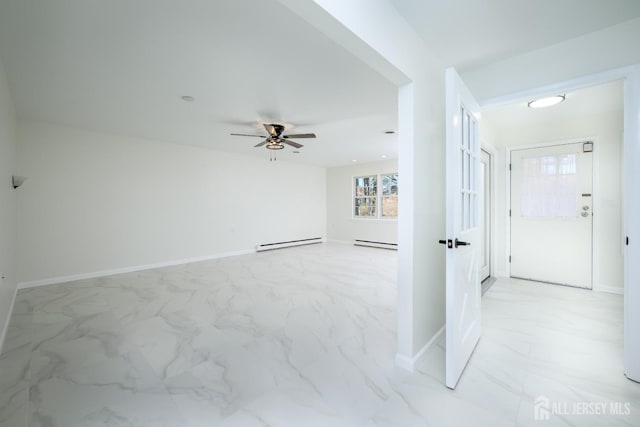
left=351, top=218, right=398, bottom=222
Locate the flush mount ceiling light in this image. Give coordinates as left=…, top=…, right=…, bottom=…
left=181, top=95, right=195, bottom=102
left=528, top=94, right=565, bottom=108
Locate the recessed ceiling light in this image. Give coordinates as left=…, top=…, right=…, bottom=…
left=384, top=130, right=395, bottom=134
left=528, top=95, right=565, bottom=108
left=381, top=154, right=387, bottom=158
left=181, top=95, right=195, bottom=102
left=352, top=159, right=357, bottom=163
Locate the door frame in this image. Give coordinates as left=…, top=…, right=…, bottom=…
left=482, top=64, right=640, bottom=382
left=483, top=67, right=632, bottom=294
left=480, top=143, right=498, bottom=282
left=506, top=137, right=598, bottom=288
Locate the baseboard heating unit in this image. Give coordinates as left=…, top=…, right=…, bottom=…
left=353, top=240, right=398, bottom=250
left=256, top=237, right=323, bottom=252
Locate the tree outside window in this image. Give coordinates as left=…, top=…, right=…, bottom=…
left=354, top=175, right=377, bottom=217
left=381, top=173, right=398, bottom=218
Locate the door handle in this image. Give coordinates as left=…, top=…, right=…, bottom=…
left=455, top=238, right=470, bottom=248
left=439, top=239, right=453, bottom=248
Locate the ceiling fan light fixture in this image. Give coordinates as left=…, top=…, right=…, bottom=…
left=266, top=142, right=284, bottom=150
left=528, top=94, right=565, bottom=108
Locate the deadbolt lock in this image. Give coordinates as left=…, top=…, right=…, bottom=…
left=582, top=205, right=590, bottom=211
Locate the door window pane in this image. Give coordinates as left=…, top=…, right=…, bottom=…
left=520, top=154, right=578, bottom=217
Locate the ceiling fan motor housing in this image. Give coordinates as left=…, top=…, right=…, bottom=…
left=267, top=123, right=285, bottom=136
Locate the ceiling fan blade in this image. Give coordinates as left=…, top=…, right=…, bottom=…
left=230, top=133, right=267, bottom=138
left=283, top=133, right=316, bottom=139
left=254, top=140, right=268, bottom=147
left=283, top=140, right=303, bottom=149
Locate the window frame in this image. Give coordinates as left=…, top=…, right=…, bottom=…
left=352, top=172, right=398, bottom=221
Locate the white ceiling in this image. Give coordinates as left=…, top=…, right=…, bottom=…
left=483, top=80, right=623, bottom=134
left=0, top=1, right=635, bottom=168
left=389, top=0, right=640, bottom=69
left=0, top=0, right=399, bottom=167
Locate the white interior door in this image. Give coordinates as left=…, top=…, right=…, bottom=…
left=480, top=149, right=491, bottom=282
left=444, top=68, right=482, bottom=390
left=624, top=69, right=640, bottom=382
left=510, top=142, right=593, bottom=288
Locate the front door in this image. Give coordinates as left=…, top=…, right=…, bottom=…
left=444, top=68, right=482, bottom=389
left=510, top=142, right=593, bottom=288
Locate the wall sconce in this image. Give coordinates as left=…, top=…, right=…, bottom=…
left=12, top=176, right=26, bottom=189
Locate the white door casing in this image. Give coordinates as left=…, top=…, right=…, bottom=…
left=444, top=68, right=482, bottom=389
left=510, top=142, right=593, bottom=288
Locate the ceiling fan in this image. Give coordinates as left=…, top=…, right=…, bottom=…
left=230, top=123, right=316, bottom=151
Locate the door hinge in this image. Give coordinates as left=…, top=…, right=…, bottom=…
left=509, top=255, right=511, bottom=263
left=509, top=163, right=512, bottom=171
left=509, top=209, right=511, bottom=217
left=627, top=236, right=630, bottom=246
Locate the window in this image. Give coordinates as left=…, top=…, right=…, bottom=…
left=354, top=175, right=377, bottom=217
left=354, top=173, right=398, bottom=219
left=520, top=154, right=577, bottom=217
left=381, top=174, right=398, bottom=217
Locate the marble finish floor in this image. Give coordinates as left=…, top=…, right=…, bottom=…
left=0, top=243, right=638, bottom=426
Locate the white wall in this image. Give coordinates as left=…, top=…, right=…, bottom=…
left=483, top=108, right=623, bottom=292
left=278, top=0, right=447, bottom=368
left=0, top=56, right=17, bottom=345
left=326, top=159, right=398, bottom=243
left=462, top=17, right=640, bottom=102
left=16, top=121, right=326, bottom=284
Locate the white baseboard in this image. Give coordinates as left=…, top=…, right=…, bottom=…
left=394, top=325, right=445, bottom=372
left=17, top=248, right=255, bottom=290
left=353, top=240, right=398, bottom=250
left=394, top=353, right=415, bottom=372
left=256, top=237, right=324, bottom=252
left=326, top=239, right=352, bottom=245
left=0, top=284, right=19, bottom=355
left=593, top=285, right=624, bottom=295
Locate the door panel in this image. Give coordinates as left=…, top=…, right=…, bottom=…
left=445, top=68, right=481, bottom=390
left=510, top=142, right=593, bottom=288
left=480, top=150, right=491, bottom=282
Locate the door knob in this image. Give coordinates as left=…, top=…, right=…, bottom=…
left=439, top=239, right=453, bottom=248
left=454, top=238, right=470, bottom=248
left=581, top=212, right=589, bottom=217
